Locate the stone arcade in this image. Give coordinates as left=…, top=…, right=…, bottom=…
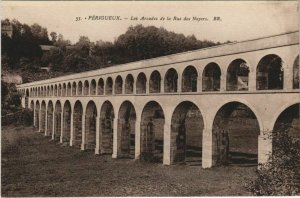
left=18, top=31, right=300, bottom=168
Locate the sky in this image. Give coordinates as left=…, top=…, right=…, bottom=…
left=2, top=1, right=299, bottom=44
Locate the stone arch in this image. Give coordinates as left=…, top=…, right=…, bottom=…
left=273, top=103, right=299, bottom=139
left=40, top=101, right=47, bottom=133
left=105, top=77, right=113, bottom=95
left=35, top=101, right=40, bottom=129
left=50, top=85, right=53, bottom=96
left=115, top=75, right=123, bottom=94
left=47, top=85, right=50, bottom=96
left=118, top=101, right=136, bottom=158
left=58, top=84, right=62, bottom=96
left=98, top=78, right=104, bottom=95
left=99, top=101, right=114, bottom=154
left=226, top=59, right=249, bottom=91
left=62, top=83, right=67, bottom=96
left=30, top=100, right=34, bottom=110
left=73, top=100, right=83, bottom=148
left=25, top=89, right=30, bottom=108
left=90, top=79, right=97, bottom=95
left=182, top=66, right=198, bottom=92
left=256, top=54, right=283, bottom=90
left=212, top=102, right=260, bottom=166
left=149, top=70, right=161, bottom=93
left=83, top=80, right=89, bottom=95
left=54, top=85, right=58, bottom=96
left=62, top=100, right=72, bottom=143
left=170, top=101, right=204, bottom=166
left=54, top=101, right=62, bottom=141
left=41, top=87, right=44, bottom=97
left=77, top=81, right=83, bottom=95
left=125, top=74, right=134, bottom=94
left=293, top=55, right=299, bottom=89
left=67, top=82, right=72, bottom=96
left=85, top=101, right=97, bottom=150
left=136, top=72, right=147, bottom=94
left=72, top=82, right=77, bottom=96
left=140, top=101, right=165, bottom=162
left=202, top=62, right=221, bottom=91
left=164, top=68, right=178, bottom=93
left=47, top=101, right=54, bottom=136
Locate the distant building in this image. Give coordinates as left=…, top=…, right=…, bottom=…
left=40, top=45, right=58, bottom=52
left=1, top=24, right=13, bottom=38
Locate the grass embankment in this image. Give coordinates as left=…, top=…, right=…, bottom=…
left=2, top=125, right=255, bottom=196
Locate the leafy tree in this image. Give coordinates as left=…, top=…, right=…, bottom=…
left=246, top=129, right=300, bottom=195
left=50, top=32, right=57, bottom=43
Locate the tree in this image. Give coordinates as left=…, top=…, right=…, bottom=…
left=50, top=32, right=57, bottom=43
left=246, top=129, right=300, bottom=195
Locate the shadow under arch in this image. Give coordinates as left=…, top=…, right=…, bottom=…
left=117, top=100, right=136, bottom=158
left=212, top=101, right=260, bottom=167
left=170, top=101, right=204, bottom=166
left=140, top=101, right=165, bottom=163
left=99, top=100, right=115, bottom=154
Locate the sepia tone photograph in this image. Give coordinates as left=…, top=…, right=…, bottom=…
left=1, top=1, right=299, bottom=196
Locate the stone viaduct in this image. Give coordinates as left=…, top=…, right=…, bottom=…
left=17, top=31, right=299, bottom=168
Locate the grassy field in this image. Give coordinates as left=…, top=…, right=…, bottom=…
left=1, top=125, right=256, bottom=196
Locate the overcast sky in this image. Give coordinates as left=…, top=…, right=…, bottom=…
left=2, top=1, right=299, bottom=44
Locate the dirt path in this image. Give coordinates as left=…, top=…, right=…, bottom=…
left=1, top=125, right=255, bottom=196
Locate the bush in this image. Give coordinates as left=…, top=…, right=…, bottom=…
left=246, top=129, right=300, bottom=195
left=1, top=109, right=33, bottom=126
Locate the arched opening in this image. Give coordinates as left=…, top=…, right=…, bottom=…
left=202, top=63, right=221, bottom=91
left=67, top=83, right=71, bottom=96
left=171, top=101, right=204, bottom=166
left=47, top=86, right=49, bottom=96
left=72, top=82, right=76, bottom=96
left=212, top=102, right=260, bottom=166
left=105, top=77, right=113, bottom=95
left=118, top=101, right=136, bottom=158
left=115, top=76, right=123, bottom=94
left=54, top=85, right=58, bottom=96
left=293, top=56, right=299, bottom=89
left=99, top=101, right=114, bottom=154
left=58, top=84, right=62, bottom=96
left=35, top=101, right=40, bottom=129
left=182, top=66, right=198, bottom=92
left=77, top=81, right=83, bottom=95
left=273, top=103, right=300, bottom=143
left=136, top=73, right=147, bottom=94
left=149, top=70, right=161, bottom=93
left=164, top=68, right=178, bottom=93
left=125, top=74, right=134, bottom=94
left=40, top=101, right=46, bottom=133
left=85, top=101, right=97, bottom=150
left=141, top=101, right=165, bottom=162
left=62, top=101, right=71, bottom=143
left=73, top=101, right=83, bottom=148
left=30, top=100, right=34, bottom=110
left=256, top=54, right=283, bottom=90
left=98, top=78, right=104, bottom=95
left=54, top=101, right=62, bottom=141
left=50, top=85, right=53, bottom=96
left=90, top=79, right=96, bottom=95
left=47, top=101, right=54, bottom=136
left=83, top=80, right=89, bottom=95
left=226, top=59, right=249, bottom=91
left=25, top=89, right=29, bottom=108
left=62, top=83, right=66, bottom=96
left=41, top=87, right=44, bottom=97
